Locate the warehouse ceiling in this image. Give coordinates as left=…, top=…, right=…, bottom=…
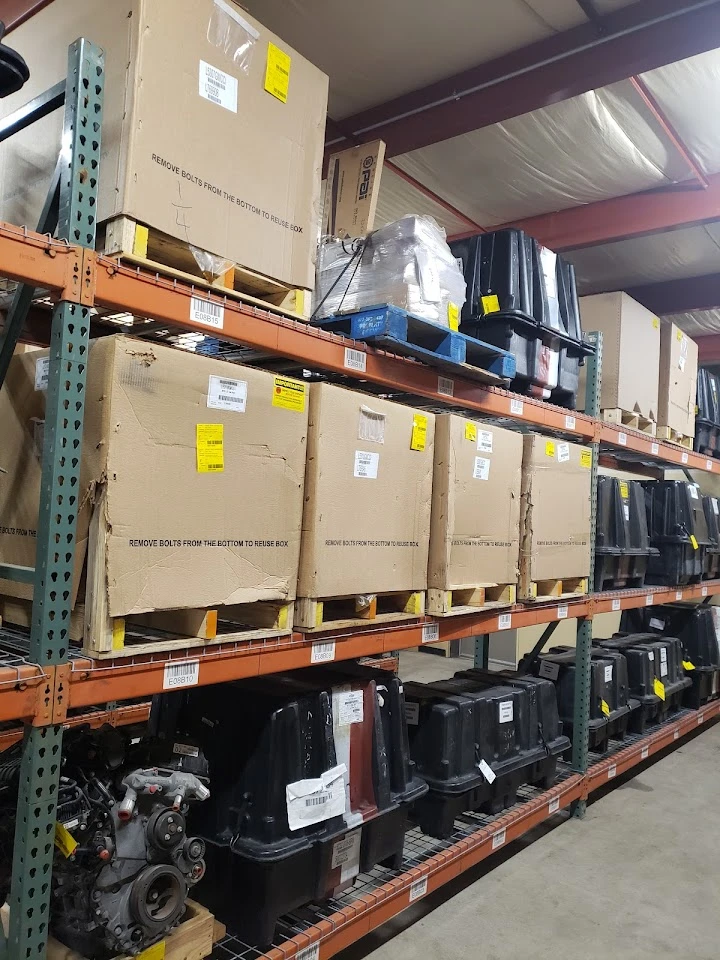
left=8, top=0, right=720, bottom=345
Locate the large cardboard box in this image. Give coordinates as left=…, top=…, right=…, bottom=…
left=428, top=415, right=522, bottom=603
left=659, top=322, right=698, bottom=438
left=0, top=336, right=308, bottom=617
left=519, top=435, right=592, bottom=599
left=0, top=0, right=328, bottom=289
left=579, top=292, right=660, bottom=421
left=298, top=384, right=435, bottom=599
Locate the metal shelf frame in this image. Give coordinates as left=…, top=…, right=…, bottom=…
left=0, top=34, right=718, bottom=960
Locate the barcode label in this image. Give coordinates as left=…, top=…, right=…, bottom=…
left=641, top=746, right=649, bottom=760
left=702, top=586, right=708, bottom=596
left=698, top=714, right=705, bottom=725
left=548, top=797, right=560, bottom=814
left=207, top=375, right=247, bottom=413
left=645, top=594, right=653, bottom=606
left=608, top=764, right=617, bottom=780
left=311, top=641, right=335, bottom=664
left=682, top=452, right=689, bottom=464
left=190, top=295, right=224, bottom=329
left=707, top=460, right=714, bottom=471
left=557, top=604, right=568, bottom=619
left=675, top=590, right=683, bottom=601
left=163, top=659, right=200, bottom=690
left=618, top=432, right=627, bottom=446
left=199, top=60, right=238, bottom=112
left=674, top=729, right=680, bottom=740
left=305, top=795, right=329, bottom=808
left=409, top=877, right=428, bottom=902
left=422, top=622, right=440, bottom=644
left=344, top=347, right=367, bottom=372
left=498, top=613, right=512, bottom=630
left=651, top=442, right=659, bottom=455
left=492, top=828, right=506, bottom=850
left=612, top=599, right=621, bottom=611
left=565, top=415, right=576, bottom=430
left=510, top=398, right=524, bottom=415
left=296, top=946, right=319, bottom=960
left=34, top=356, right=49, bottom=391
left=438, top=376, right=454, bottom=397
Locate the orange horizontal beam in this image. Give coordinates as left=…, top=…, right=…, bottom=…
left=0, top=220, right=81, bottom=295
left=0, top=664, right=48, bottom=722
left=0, top=701, right=151, bottom=752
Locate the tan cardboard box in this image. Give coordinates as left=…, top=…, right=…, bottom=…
left=0, top=336, right=308, bottom=617
left=428, top=415, right=522, bottom=603
left=298, top=384, right=434, bottom=599
left=579, top=292, right=660, bottom=421
left=519, top=434, right=592, bottom=598
left=0, top=0, right=328, bottom=289
left=659, top=322, right=698, bottom=438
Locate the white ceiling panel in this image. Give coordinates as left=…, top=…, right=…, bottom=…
left=374, top=167, right=470, bottom=238
left=666, top=310, right=720, bottom=338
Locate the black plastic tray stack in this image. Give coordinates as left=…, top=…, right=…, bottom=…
left=702, top=496, right=720, bottom=579
left=450, top=228, right=593, bottom=409
left=595, top=476, right=656, bottom=591
left=694, top=368, right=720, bottom=456
left=147, top=665, right=426, bottom=946
left=403, top=672, right=569, bottom=839
left=643, top=480, right=710, bottom=585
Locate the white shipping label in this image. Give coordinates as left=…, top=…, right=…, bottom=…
left=649, top=617, right=665, bottom=631
left=548, top=797, right=560, bottom=815
left=682, top=452, right=689, bottom=464
left=660, top=661, right=668, bottom=678
left=492, top=827, right=506, bottom=850
left=163, top=660, right=199, bottom=690
left=618, top=432, right=627, bottom=446
left=648, top=651, right=655, bottom=662
left=651, top=442, right=660, bottom=455
left=612, top=599, right=621, bottom=611
left=557, top=605, right=568, bottom=620
left=311, top=641, right=335, bottom=664
left=338, top=690, right=364, bottom=726
left=438, top=375, right=454, bottom=397
left=473, top=456, right=491, bottom=481
left=510, top=398, right=524, bottom=415
left=539, top=659, right=560, bottom=681
left=207, top=375, right=247, bottom=412
left=344, top=347, right=367, bottom=372
left=557, top=443, right=570, bottom=463
left=499, top=700, right=514, bottom=723
left=172, top=742, right=200, bottom=758
left=34, top=356, right=49, bottom=391
left=190, top=295, right=224, bottom=329
left=689, top=483, right=700, bottom=501
left=477, top=430, right=493, bottom=453
left=623, top=504, right=630, bottom=521
left=199, top=59, right=238, bottom=112
left=565, top=415, right=576, bottom=430
left=678, top=355, right=686, bottom=373
left=405, top=701, right=420, bottom=725
left=422, top=622, right=440, bottom=644
left=331, top=830, right=361, bottom=884
left=497, top=613, right=512, bottom=631
left=354, top=450, right=379, bottom=479
left=660, top=648, right=668, bottom=663
left=479, top=759, right=496, bottom=783
left=286, top=764, right=347, bottom=832
left=409, top=877, right=428, bottom=902
left=604, top=665, right=613, bottom=683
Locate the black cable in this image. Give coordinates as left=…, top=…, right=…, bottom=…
left=310, top=238, right=366, bottom=321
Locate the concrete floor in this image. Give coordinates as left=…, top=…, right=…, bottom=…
left=341, top=649, right=720, bottom=960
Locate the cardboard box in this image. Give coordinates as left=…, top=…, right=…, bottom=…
left=428, top=415, right=522, bottom=593
left=659, top=322, right=698, bottom=438
left=298, top=384, right=434, bottom=598
left=519, top=435, right=592, bottom=597
left=322, top=140, right=385, bottom=238
left=578, top=292, right=660, bottom=421
left=0, top=336, right=308, bottom=616
left=0, top=0, right=328, bottom=289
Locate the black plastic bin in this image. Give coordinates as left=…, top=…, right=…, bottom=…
left=702, top=496, right=720, bottom=579
left=451, top=229, right=593, bottom=408
left=403, top=672, right=569, bottom=839
left=595, top=476, right=656, bottom=590
left=595, top=636, right=671, bottom=731
left=643, top=481, right=710, bottom=585
left=148, top=665, right=426, bottom=946
left=694, top=368, right=720, bottom=456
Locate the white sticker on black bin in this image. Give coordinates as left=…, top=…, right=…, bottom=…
left=286, top=764, right=347, bottom=832
left=331, top=829, right=361, bottom=884
left=499, top=700, right=514, bottom=723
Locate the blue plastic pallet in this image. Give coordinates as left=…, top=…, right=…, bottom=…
left=314, top=305, right=516, bottom=381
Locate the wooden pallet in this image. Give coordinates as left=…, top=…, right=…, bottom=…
left=655, top=425, right=694, bottom=450
left=427, top=583, right=516, bottom=617
left=519, top=576, right=589, bottom=603
left=44, top=899, right=224, bottom=960
left=295, top=590, right=425, bottom=632
left=100, top=215, right=310, bottom=319
left=601, top=408, right=656, bottom=436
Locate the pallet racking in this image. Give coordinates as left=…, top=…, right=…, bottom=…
left=0, top=36, right=719, bottom=960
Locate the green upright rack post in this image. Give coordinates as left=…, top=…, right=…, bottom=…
left=571, top=330, right=603, bottom=818
left=6, top=38, right=104, bottom=960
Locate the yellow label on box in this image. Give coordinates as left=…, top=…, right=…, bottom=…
left=690, top=534, right=699, bottom=550
left=54, top=822, right=78, bottom=858
left=601, top=699, right=610, bottom=717
left=264, top=42, right=291, bottom=103
left=137, top=941, right=166, bottom=960
left=652, top=317, right=659, bottom=329
left=619, top=481, right=629, bottom=499
left=272, top=376, right=306, bottom=412
left=196, top=423, right=224, bottom=473
left=112, top=619, right=125, bottom=651
left=465, top=422, right=477, bottom=442
left=481, top=294, right=500, bottom=314
left=545, top=441, right=556, bottom=458
left=683, top=660, right=696, bottom=671
left=677, top=328, right=684, bottom=340
left=653, top=677, right=666, bottom=701
left=447, top=302, right=459, bottom=331
left=580, top=449, right=592, bottom=468
left=411, top=414, right=428, bottom=451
